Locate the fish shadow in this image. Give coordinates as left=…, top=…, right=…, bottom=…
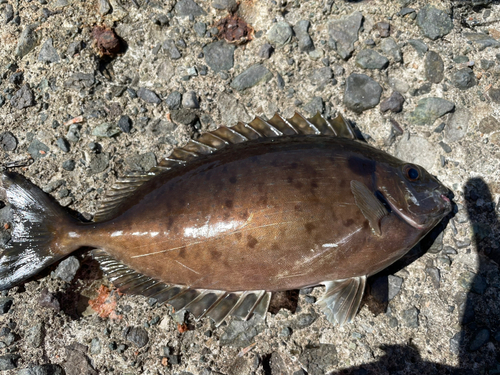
left=329, top=177, right=500, bottom=374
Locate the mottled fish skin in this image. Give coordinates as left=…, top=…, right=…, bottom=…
left=59, top=135, right=451, bottom=292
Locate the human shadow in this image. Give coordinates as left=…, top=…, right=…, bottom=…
left=328, top=177, right=500, bottom=374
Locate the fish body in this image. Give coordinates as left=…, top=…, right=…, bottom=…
left=0, top=113, right=451, bottom=325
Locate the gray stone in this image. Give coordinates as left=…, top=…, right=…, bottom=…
left=90, top=338, right=101, bottom=355
left=303, top=97, right=324, bottom=116
left=137, top=88, right=161, bottom=104
left=468, top=328, right=490, bottom=351
left=54, top=256, right=80, bottom=282
left=0, top=355, right=19, bottom=370
left=4, top=4, right=14, bottom=24
left=0, top=94, right=4, bottom=108
left=171, top=109, right=198, bottom=126
left=28, top=139, right=50, bottom=160
left=15, top=24, right=39, bottom=58
left=478, top=116, right=499, bottom=134
left=258, top=43, right=274, bottom=59
left=220, top=316, right=265, bottom=348
left=182, top=91, right=199, bottom=109
left=407, top=97, right=455, bottom=125
left=0, top=132, right=17, bottom=151
left=464, top=32, right=500, bottom=51
left=425, top=267, right=441, bottom=289
left=64, top=73, right=95, bottom=90
left=57, top=137, right=70, bottom=152
left=380, top=91, right=405, bottom=113
left=118, top=115, right=132, bottom=133
left=328, top=11, right=363, bottom=60
left=451, top=68, right=476, bottom=90
left=0, top=298, right=13, bottom=314
left=472, top=274, right=488, bottom=295
left=11, top=84, right=35, bottom=109
left=424, top=51, right=444, bottom=83
left=402, top=306, right=419, bottom=328
left=408, top=39, right=428, bottom=57
left=62, top=160, right=76, bottom=171
left=125, top=152, right=156, bottom=172
left=218, top=93, right=252, bottom=126
left=98, top=0, right=111, bottom=14
left=293, top=312, right=318, bottom=329
left=266, top=21, right=293, bottom=47
left=388, top=275, right=403, bottom=300
left=380, top=37, right=402, bottom=62
left=10, top=71, right=24, bottom=85
left=162, top=39, right=181, bottom=60
left=165, top=91, right=182, bottom=110
left=356, top=49, right=389, bottom=69
left=343, top=73, right=382, bottom=113
left=38, top=38, right=60, bottom=63
left=488, top=87, right=500, bottom=104
left=439, top=141, right=451, bottom=154
left=26, top=323, right=44, bottom=348
left=203, top=41, right=235, bottom=72
left=299, top=344, right=337, bottom=375
left=18, top=364, right=65, bottom=375
left=450, top=332, right=463, bottom=355
left=88, top=153, right=109, bottom=175
left=92, top=123, right=120, bottom=137
left=123, top=326, right=149, bottom=348
left=308, top=67, right=333, bottom=89
left=230, top=64, right=273, bottom=91
left=66, top=124, right=81, bottom=143
left=375, top=21, right=390, bottom=37
left=64, top=343, right=97, bottom=375
left=66, top=40, right=86, bottom=57
left=445, top=108, right=471, bottom=143
left=212, top=0, right=237, bottom=11
left=193, top=22, right=206, bottom=37
left=417, top=6, right=453, bottom=40
left=395, top=135, right=438, bottom=171
left=174, top=0, right=206, bottom=17
left=293, top=20, right=314, bottom=52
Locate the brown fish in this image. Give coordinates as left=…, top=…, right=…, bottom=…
left=0, top=113, right=451, bottom=326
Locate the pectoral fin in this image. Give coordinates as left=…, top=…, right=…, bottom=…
left=317, top=276, right=367, bottom=326
left=350, top=180, right=388, bottom=236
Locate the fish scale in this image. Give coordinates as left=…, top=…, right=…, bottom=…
left=0, top=112, right=451, bottom=326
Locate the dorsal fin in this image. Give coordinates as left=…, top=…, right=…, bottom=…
left=93, top=112, right=356, bottom=222
left=92, top=249, right=271, bottom=326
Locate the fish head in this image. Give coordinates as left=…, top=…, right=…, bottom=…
left=377, top=162, right=452, bottom=231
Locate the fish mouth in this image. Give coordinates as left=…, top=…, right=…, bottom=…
left=383, top=190, right=452, bottom=230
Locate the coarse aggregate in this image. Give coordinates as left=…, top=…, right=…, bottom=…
left=0, top=0, right=500, bottom=374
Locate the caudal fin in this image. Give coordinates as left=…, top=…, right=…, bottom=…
left=0, top=172, right=77, bottom=290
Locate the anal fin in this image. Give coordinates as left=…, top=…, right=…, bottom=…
left=317, top=276, right=367, bottom=326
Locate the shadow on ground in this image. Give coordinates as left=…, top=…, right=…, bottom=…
left=330, top=177, right=500, bottom=375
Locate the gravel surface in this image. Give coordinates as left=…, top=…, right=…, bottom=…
left=0, top=0, right=500, bottom=374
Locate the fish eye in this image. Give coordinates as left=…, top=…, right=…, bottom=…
left=404, top=165, right=420, bottom=182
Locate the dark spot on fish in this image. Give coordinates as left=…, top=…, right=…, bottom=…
left=310, top=180, right=318, bottom=189
left=178, top=247, right=186, bottom=259
left=270, top=159, right=279, bottom=167
left=223, top=212, right=230, bottom=220
left=363, top=220, right=370, bottom=230
left=295, top=181, right=304, bottom=189
left=229, top=176, right=237, bottom=184
left=344, top=219, right=354, bottom=227
left=225, top=200, right=233, bottom=209
left=339, top=180, right=347, bottom=189
left=304, top=222, right=315, bottom=234
left=239, top=210, right=249, bottom=220
left=247, top=235, right=258, bottom=248
left=290, top=162, right=298, bottom=169
left=271, top=242, right=280, bottom=251
left=294, top=204, right=303, bottom=212
left=235, top=232, right=242, bottom=240
left=167, top=216, right=175, bottom=230
left=179, top=198, right=186, bottom=207
left=210, top=249, right=221, bottom=260
left=258, top=196, right=268, bottom=206
left=287, top=176, right=294, bottom=184
left=222, top=166, right=228, bottom=173
left=348, top=156, right=376, bottom=176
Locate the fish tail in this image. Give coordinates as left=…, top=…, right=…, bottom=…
left=0, top=171, right=79, bottom=290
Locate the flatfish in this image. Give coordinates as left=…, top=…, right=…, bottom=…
left=0, top=112, right=452, bottom=325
